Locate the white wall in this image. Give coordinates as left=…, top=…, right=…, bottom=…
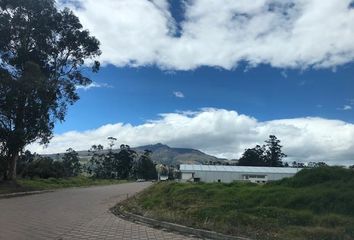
left=184, top=171, right=296, bottom=183
left=181, top=172, right=193, bottom=181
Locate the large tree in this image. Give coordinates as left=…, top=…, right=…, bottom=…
left=62, top=148, right=81, bottom=177
left=113, top=144, right=136, bottom=179
left=238, top=145, right=267, bottom=166
left=134, top=150, right=157, bottom=180
left=0, top=0, right=101, bottom=180
left=264, top=135, right=286, bottom=167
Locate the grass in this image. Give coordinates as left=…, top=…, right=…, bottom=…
left=117, top=167, right=354, bottom=240
left=0, top=176, right=128, bottom=194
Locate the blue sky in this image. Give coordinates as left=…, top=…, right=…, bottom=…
left=59, top=63, right=354, bottom=133
left=30, top=0, right=354, bottom=165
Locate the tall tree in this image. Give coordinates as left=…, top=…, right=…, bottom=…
left=86, top=144, right=105, bottom=178
left=264, top=135, right=286, bottom=167
left=0, top=0, right=101, bottom=180
left=134, top=150, right=157, bottom=180
left=107, top=137, right=117, bottom=150
left=62, top=148, right=81, bottom=177
left=114, top=145, right=136, bottom=179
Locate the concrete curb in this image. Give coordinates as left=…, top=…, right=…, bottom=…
left=0, top=190, right=54, bottom=199
left=113, top=206, right=251, bottom=240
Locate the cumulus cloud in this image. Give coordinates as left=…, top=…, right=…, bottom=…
left=173, top=91, right=185, bottom=98
left=28, top=108, right=354, bottom=165
left=59, top=0, right=354, bottom=70
left=76, top=82, right=113, bottom=91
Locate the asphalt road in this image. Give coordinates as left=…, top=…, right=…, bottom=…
left=0, top=182, right=198, bottom=240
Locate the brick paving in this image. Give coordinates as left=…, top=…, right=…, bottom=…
left=0, top=182, right=199, bottom=240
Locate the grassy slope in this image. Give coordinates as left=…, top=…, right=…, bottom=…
left=0, top=176, right=128, bottom=194
left=120, top=167, right=354, bottom=240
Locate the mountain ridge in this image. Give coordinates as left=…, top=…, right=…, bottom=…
left=134, top=143, right=227, bottom=165
left=44, top=143, right=228, bottom=165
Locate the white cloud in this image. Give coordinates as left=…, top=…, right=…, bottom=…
left=173, top=91, right=185, bottom=98
left=76, top=82, right=112, bottom=91
left=59, top=0, right=354, bottom=70
left=338, top=105, right=352, bottom=111
left=28, top=108, right=354, bottom=165
left=344, top=105, right=352, bottom=110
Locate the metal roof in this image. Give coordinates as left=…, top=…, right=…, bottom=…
left=180, top=164, right=301, bottom=174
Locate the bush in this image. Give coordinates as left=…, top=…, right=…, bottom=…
left=23, top=157, right=65, bottom=179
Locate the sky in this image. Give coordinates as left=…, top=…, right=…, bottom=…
left=29, top=0, right=354, bottom=165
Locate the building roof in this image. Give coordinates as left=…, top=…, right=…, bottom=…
left=180, top=164, right=301, bottom=174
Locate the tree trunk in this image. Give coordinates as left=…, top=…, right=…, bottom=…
left=7, top=152, right=18, bottom=180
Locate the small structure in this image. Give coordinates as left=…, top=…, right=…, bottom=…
left=156, top=164, right=169, bottom=181
left=180, top=164, right=301, bottom=183
left=159, top=175, right=169, bottom=181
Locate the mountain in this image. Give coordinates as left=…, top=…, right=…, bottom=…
left=45, top=143, right=227, bottom=165
left=134, top=143, right=226, bottom=165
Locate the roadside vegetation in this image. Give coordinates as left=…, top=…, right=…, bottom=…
left=0, top=139, right=157, bottom=194
left=0, top=177, right=127, bottom=194
left=118, top=166, right=354, bottom=240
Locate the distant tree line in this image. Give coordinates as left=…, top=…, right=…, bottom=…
left=15, top=148, right=81, bottom=179
left=237, top=135, right=337, bottom=168
left=290, top=161, right=328, bottom=168
left=0, top=138, right=157, bottom=181
left=85, top=141, right=157, bottom=180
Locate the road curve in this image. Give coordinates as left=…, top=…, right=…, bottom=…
left=0, top=182, right=198, bottom=240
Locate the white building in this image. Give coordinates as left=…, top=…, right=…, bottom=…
left=180, top=164, right=301, bottom=183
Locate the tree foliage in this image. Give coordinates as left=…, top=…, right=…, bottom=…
left=238, top=135, right=286, bottom=167
left=14, top=149, right=80, bottom=179
left=86, top=144, right=106, bottom=178
left=85, top=143, right=158, bottom=180
left=264, top=135, right=286, bottom=167
left=238, top=145, right=266, bottom=166
left=113, top=144, right=135, bottom=179
left=18, top=153, right=65, bottom=179
left=16, top=150, right=34, bottom=177
left=86, top=144, right=137, bottom=179
left=134, top=150, right=157, bottom=180
left=308, top=162, right=328, bottom=168
left=0, top=0, right=100, bottom=180
left=62, top=148, right=81, bottom=177
left=291, top=161, right=305, bottom=168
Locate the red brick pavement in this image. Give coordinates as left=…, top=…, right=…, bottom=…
left=0, top=182, right=199, bottom=240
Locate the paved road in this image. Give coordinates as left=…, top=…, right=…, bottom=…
left=0, top=182, right=199, bottom=240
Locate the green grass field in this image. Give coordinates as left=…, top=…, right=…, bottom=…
left=0, top=176, right=128, bottom=194
left=118, top=167, right=354, bottom=240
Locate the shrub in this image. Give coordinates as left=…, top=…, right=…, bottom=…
left=276, top=166, right=354, bottom=187
left=23, top=157, right=65, bottom=179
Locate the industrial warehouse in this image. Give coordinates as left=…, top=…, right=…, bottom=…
left=180, top=164, right=301, bottom=183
